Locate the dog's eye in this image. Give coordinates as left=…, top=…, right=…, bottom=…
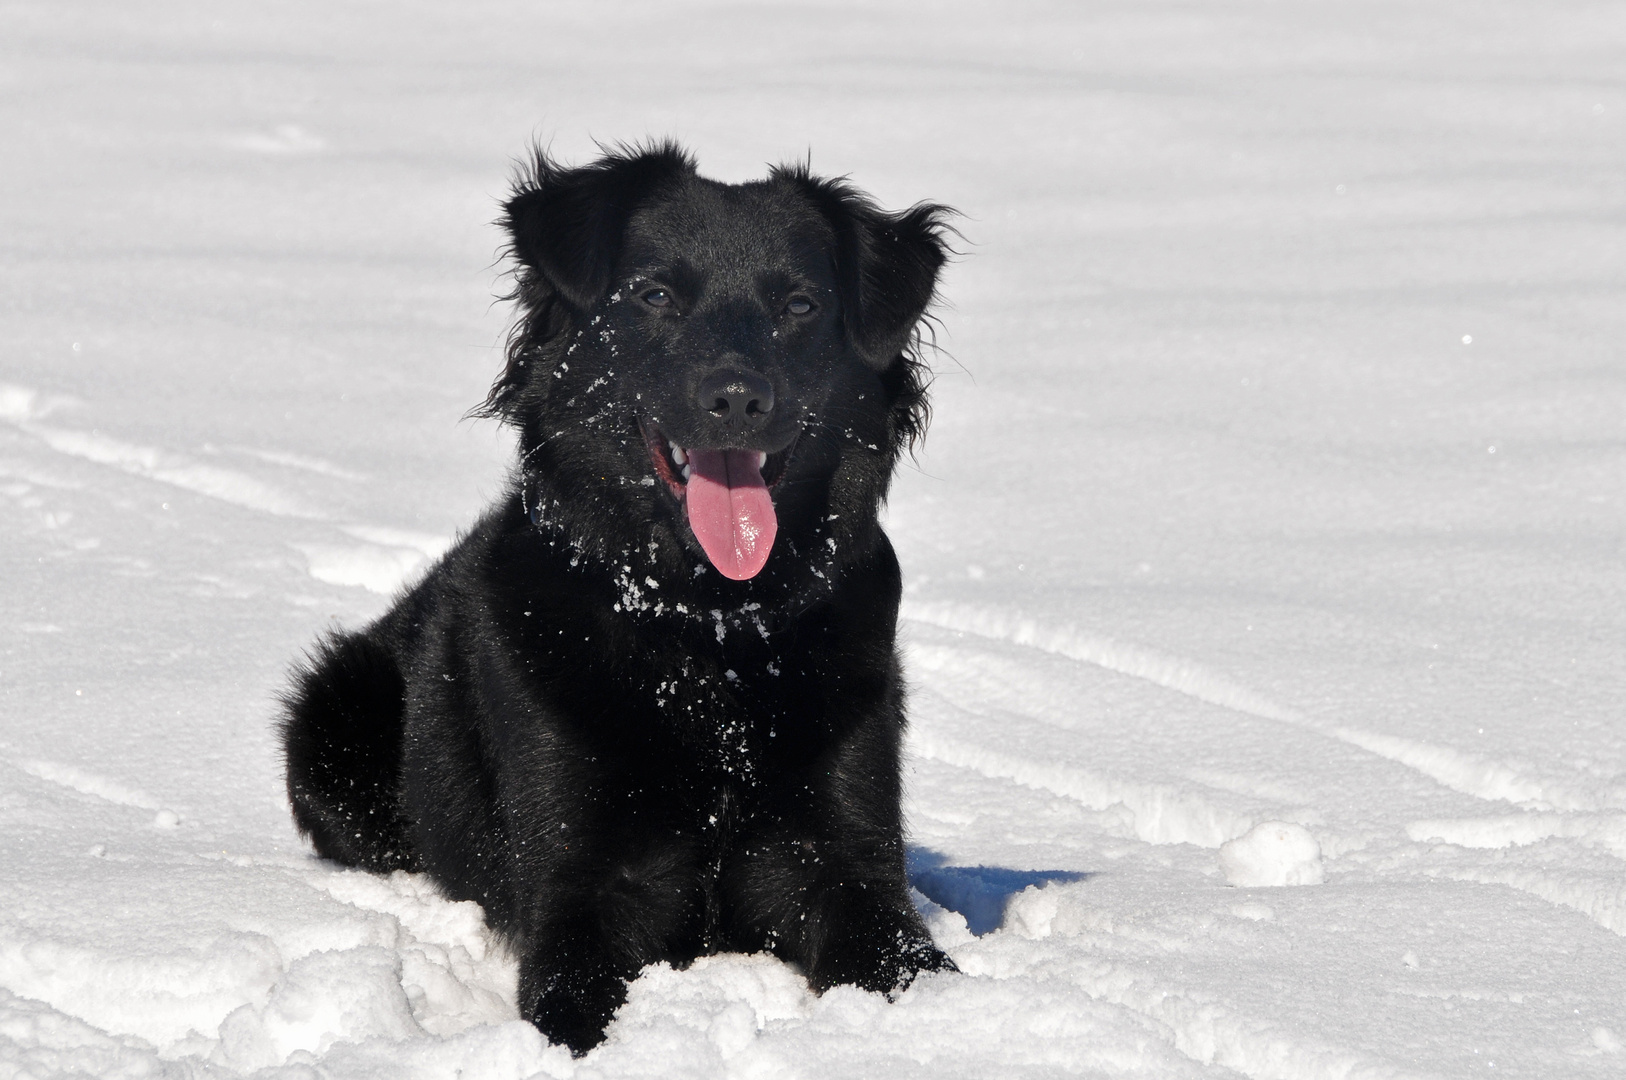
left=642, top=289, right=674, bottom=309
left=784, top=296, right=814, bottom=316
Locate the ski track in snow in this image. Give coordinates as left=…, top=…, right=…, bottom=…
left=2, top=383, right=322, bottom=521
left=908, top=599, right=1624, bottom=818
left=907, top=694, right=1254, bottom=849
left=1408, top=813, right=1626, bottom=858
left=904, top=600, right=1626, bottom=938
left=225, top=444, right=368, bottom=483
left=1330, top=728, right=1626, bottom=814
left=15, top=758, right=160, bottom=812
left=906, top=600, right=1300, bottom=724
left=4, top=380, right=456, bottom=597
left=906, top=599, right=1603, bottom=814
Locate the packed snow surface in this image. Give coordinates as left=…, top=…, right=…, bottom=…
left=4, top=1, right=1626, bottom=1077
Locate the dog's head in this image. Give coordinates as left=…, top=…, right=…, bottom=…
left=482, top=142, right=951, bottom=594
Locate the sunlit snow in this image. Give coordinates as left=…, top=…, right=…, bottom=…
left=3, top=2, right=1625, bottom=1077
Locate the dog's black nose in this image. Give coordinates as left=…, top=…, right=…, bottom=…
left=697, top=367, right=774, bottom=430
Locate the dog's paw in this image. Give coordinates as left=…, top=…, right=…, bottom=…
left=520, top=946, right=630, bottom=1057
left=529, top=971, right=627, bottom=1057
left=813, top=921, right=958, bottom=998
left=900, top=934, right=959, bottom=977
left=874, top=933, right=959, bottom=998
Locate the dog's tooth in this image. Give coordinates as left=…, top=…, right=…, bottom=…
left=681, top=464, right=691, bottom=481
left=671, top=444, right=688, bottom=466
left=756, top=451, right=768, bottom=468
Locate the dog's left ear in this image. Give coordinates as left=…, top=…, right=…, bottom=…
left=781, top=169, right=954, bottom=369
left=504, top=142, right=696, bottom=311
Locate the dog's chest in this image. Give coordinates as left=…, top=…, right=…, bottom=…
left=639, top=628, right=796, bottom=780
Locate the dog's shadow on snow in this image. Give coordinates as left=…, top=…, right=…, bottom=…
left=906, top=848, right=1092, bottom=936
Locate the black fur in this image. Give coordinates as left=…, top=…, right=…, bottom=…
left=279, top=141, right=956, bottom=1055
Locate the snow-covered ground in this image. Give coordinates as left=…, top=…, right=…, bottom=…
left=4, top=1, right=1625, bottom=1076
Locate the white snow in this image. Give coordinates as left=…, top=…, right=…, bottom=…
left=4, top=1, right=1626, bottom=1077
left=1217, top=822, right=1324, bottom=888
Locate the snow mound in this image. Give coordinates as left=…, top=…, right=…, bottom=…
left=1217, top=822, right=1324, bottom=888
left=298, top=542, right=431, bottom=595
left=215, top=946, right=423, bottom=1071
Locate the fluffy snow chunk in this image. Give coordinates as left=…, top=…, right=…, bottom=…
left=216, top=946, right=423, bottom=1071
left=0, top=382, right=38, bottom=422
left=1218, top=822, right=1324, bottom=887
left=1003, top=885, right=1060, bottom=940
left=909, top=887, right=975, bottom=947
left=909, top=864, right=1087, bottom=936
left=298, top=542, right=429, bottom=595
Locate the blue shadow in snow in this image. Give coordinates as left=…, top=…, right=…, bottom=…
left=906, top=848, right=1092, bottom=936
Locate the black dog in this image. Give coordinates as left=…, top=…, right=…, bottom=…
left=279, top=142, right=956, bottom=1055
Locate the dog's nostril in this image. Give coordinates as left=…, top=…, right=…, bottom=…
left=697, top=368, right=774, bottom=428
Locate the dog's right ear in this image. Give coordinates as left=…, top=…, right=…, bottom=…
left=503, top=142, right=695, bottom=311
left=775, top=166, right=955, bottom=370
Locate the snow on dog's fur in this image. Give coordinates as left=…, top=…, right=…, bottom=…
left=279, top=142, right=956, bottom=1055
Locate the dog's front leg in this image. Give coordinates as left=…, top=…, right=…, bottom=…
left=730, top=819, right=955, bottom=994
left=733, top=728, right=957, bottom=996
left=803, top=697, right=957, bottom=994
left=509, top=825, right=706, bottom=1056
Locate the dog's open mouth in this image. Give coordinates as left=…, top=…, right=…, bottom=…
left=641, top=421, right=794, bottom=581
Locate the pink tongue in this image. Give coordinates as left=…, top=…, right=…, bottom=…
left=684, top=448, right=777, bottom=580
